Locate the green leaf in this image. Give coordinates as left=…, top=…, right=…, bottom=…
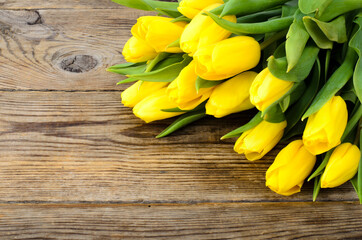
left=171, top=16, right=191, bottom=23
left=128, top=54, right=192, bottom=82
left=111, top=0, right=154, bottom=11
left=298, top=0, right=333, bottom=15
left=145, top=52, right=171, bottom=72
left=303, top=15, right=347, bottom=49
left=312, top=176, right=322, bottom=202
left=286, top=10, right=310, bottom=72
left=162, top=101, right=207, bottom=113
left=308, top=150, right=333, bottom=181
left=268, top=43, right=320, bottom=82
left=262, top=81, right=306, bottom=119
left=108, top=63, right=147, bottom=76
left=302, top=47, right=358, bottom=120
left=205, top=11, right=294, bottom=35
left=349, top=17, right=362, bottom=103
left=220, top=0, right=290, bottom=18
left=317, top=0, right=362, bottom=22
left=195, top=77, right=224, bottom=93
left=285, top=60, right=320, bottom=134
left=237, top=9, right=282, bottom=23
left=341, top=104, right=362, bottom=142
left=111, top=0, right=179, bottom=13
left=221, top=112, right=263, bottom=140
left=117, top=77, right=138, bottom=85
left=153, top=53, right=184, bottom=70
left=263, top=104, right=286, bottom=123
left=161, top=107, right=189, bottom=113
left=108, top=62, right=141, bottom=69
left=156, top=111, right=206, bottom=138
left=282, top=0, right=299, bottom=17
left=324, top=49, right=331, bottom=82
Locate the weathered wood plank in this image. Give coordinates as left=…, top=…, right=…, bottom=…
left=0, top=202, right=361, bottom=239
left=0, top=0, right=122, bottom=9
left=0, top=8, right=146, bottom=90
left=0, top=91, right=357, bottom=202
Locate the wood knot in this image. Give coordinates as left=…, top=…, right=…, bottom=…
left=26, top=10, right=43, bottom=25
left=60, top=55, right=98, bottom=73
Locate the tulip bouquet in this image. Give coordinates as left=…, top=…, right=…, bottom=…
left=108, top=0, right=362, bottom=201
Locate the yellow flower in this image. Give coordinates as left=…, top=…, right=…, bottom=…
left=266, top=140, right=316, bottom=196
left=206, top=71, right=257, bottom=118
left=303, top=96, right=348, bottom=155
left=249, top=68, right=294, bottom=112
left=234, top=120, right=287, bottom=161
left=131, top=16, right=187, bottom=53
left=194, top=36, right=260, bottom=81
left=121, top=81, right=169, bottom=108
left=321, top=143, right=361, bottom=188
left=178, top=0, right=224, bottom=19
left=133, top=88, right=183, bottom=123
left=167, top=61, right=213, bottom=110
left=180, top=3, right=236, bottom=56
left=122, top=36, right=158, bottom=63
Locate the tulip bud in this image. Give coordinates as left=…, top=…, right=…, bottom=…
left=121, top=81, right=169, bottom=108
left=133, top=88, right=184, bottom=123
left=178, top=0, right=224, bottom=19
left=234, top=120, right=287, bottom=161
left=194, top=36, right=261, bottom=81
left=131, top=16, right=187, bottom=53
left=321, top=143, right=361, bottom=188
left=180, top=3, right=236, bottom=56
left=206, top=71, right=257, bottom=118
left=303, top=96, right=348, bottom=155
left=167, top=61, right=213, bottom=110
left=266, top=140, right=316, bottom=196
left=122, top=36, right=158, bottom=63
left=249, top=68, right=294, bottom=112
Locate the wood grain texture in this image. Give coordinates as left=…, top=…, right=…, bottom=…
left=0, top=91, right=357, bottom=203
left=0, top=202, right=361, bottom=239
left=0, top=0, right=122, bottom=9
left=0, top=8, right=145, bottom=90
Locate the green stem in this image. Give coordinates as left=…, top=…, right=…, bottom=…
left=145, top=52, right=170, bottom=73
left=260, top=30, right=288, bottom=50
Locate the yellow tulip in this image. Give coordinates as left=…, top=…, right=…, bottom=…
left=167, top=61, right=213, bottom=110
left=206, top=71, right=257, bottom=118
left=133, top=88, right=183, bottom=123
left=178, top=0, right=224, bottom=19
left=122, top=36, right=158, bottom=63
left=321, top=143, right=361, bottom=188
left=131, top=16, right=187, bottom=53
left=194, top=36, right=260, bottom=81
left=249, top=68, right=294, bottom=112
left=234, top=120, right=287, bottom=161
left=266, top=140, right=316, bottom=196
left=303, top=96, right=348, bottom=155
left=180, top=3, right=236, bottom=56
left=121, top=81, right=169, bottom=108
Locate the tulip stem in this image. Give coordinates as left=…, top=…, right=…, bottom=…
left=260, top=29, right=288, bottom=50
left=354, top=119, right=362, bottom=145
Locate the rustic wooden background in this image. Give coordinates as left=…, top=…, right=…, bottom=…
left=0, top=0, right=361, bottom=239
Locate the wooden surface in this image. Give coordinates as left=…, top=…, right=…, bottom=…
left=0, top=1, right=361, bottom=239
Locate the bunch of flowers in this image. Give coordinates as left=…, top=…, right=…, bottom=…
left=108, top=0, right=362, bottom=201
